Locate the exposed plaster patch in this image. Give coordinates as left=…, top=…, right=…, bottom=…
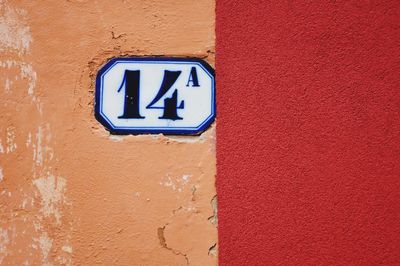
left=32, top=96, right=42, bottom=114
left=33, top=173, right=66, bottom=225
left=56, top=254, right=71, bottom=266
left=0, top=60, right=37, bottom=95
left=160, top=174, right=192, bottom=192
left=108, top=134, right=124, bottom=142
left=20, top=63, right=37, bottom=95
left=0, top=60, right=16, bottom=70
left=21, top=198, right=28, bottom=208
left=4, top=78, right=11, bottom=92
left=32, top=126, right=54, bottom=168
left=0, top=0, right=32, bottom=54
left=182, top=174, right=190, bottom=183
left=37, top=233, right=52, bottom=265
left=26, top=132, right=31, bottom=147
left=0, top=60, right=14, bottom=68
left=166, top=124, right=215, bottom=145
left=0, top=228, right=10, bottom=264
left=107, top=128, right=211, bottom=143
left=62, top=245, right=72, bottom=254
left=0, top=139, right=4, bottom=153
left=165, top=135, right=206, bottom=143
left=33, top=221, right=41, bottom=232
left=33, top=126, right=43, bottom=166
left=6, top=126, right=17, bottom=153
left=0, top=166, right=3, bottom=182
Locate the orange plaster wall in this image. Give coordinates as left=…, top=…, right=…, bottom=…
left=0, top=0, right=217, bottom=265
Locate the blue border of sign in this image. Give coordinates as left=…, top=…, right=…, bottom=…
left=94, top=57, right=216, bottom=135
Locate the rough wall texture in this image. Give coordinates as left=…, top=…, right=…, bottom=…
left=0, top=0, right=216, bottom=265
left=216, top=1, right=400, bottom=265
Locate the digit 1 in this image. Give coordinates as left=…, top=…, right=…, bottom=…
left=118, top=70, right=144, bottom=119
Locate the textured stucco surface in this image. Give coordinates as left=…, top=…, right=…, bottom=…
left=0, top=0, right=217, bottom=265
left=216, top=1, right=400, bottom=265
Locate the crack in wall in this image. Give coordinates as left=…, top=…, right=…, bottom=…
left=208, top=242, right=217, bottom=257
left=207, top=195, right=218, bottom=226
left=156, top=193, right=218, bottom=265
left=157, top=225, right=189, bottom=265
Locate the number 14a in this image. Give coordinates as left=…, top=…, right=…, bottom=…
left=117, top=67, right=200, bottom=121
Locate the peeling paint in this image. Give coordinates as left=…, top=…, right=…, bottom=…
left=108, top=134, right=124, bottom=142
left=208, top=195, right=218, bottom=226
left=160, top=174, right=192, bottom=192
left=6, top=126, right=17, bottom=153
left=32, top=126, right=54, bottom=169
left=0, top=0, right=32, bottom=54
left=37, top=233, right=52, bottom=264
left=162, top=135, right=206, bottom=143
left=0, top=166, right=3, bottom=182
left=61, top=245, right=72, bottom=254
left=0, top=228, right=10, bottom=264
left=208, top=242, right=217, bottom=257
left=4, top=78, right=11, bottom=92
left=26, top=132, right=31, bottom=147
left=21, top=198, right=28, bottom=208
left=1, top=0, right=215, bottom=264
left=0, top=139, right=4, bottom=153
left=33, top=173, right=66, bottom=225
left=0, top=60, right=37, bottom=96
left=20, top=63, right=36, bottom=95
left=33, top=126, right=43, bottom=167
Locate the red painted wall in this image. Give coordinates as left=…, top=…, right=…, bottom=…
left=216, top=1, right=400, bottom=264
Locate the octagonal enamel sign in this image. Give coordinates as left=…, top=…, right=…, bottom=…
left=95, top=57, right=215, bottom=135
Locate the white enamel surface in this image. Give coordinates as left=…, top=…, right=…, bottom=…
left=98, top=60, right=214, bottom=132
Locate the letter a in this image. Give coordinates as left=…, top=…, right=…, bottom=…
left=186, top=67, right=200, bottom=87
